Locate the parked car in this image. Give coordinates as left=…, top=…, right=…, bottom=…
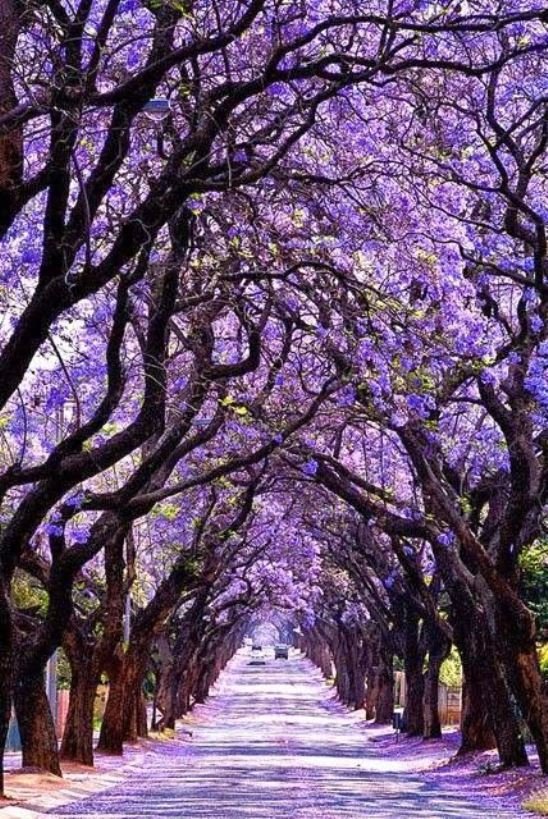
left=274, top=644, right=289, bottom=659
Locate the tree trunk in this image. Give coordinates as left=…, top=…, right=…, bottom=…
left=365, top=664, right=378, bottom=720
left=440, top=569, right=528, bottom=767
left=96, top=653, right=125, bottom=755
left=123, top=683, right=148, bottom=742
left=152, top=635, right=174, bottom=730
left=0, top=647, right=14, bottom=796
left=0, top=580, right=15, bottom=796
left=490, top=687, right=529, bottom=769
left=511, top=646, right=548, bottom=774
left=375, top=645, right=394, bottom=724
left=403, top=611, right=425, bottom=736
left=455, top=619, right=527, bottom=767
left=60, top=663, right=97, bottom=766
left=423, top=627, right=450, bottom=740
left=495, top=604, right=548, bottom=774
left=335, top=651, right=351, bottom=705
left=459, top=674, right=496, bottom=753
left=0, top=701, right=9, bottom=798
left=158, top=664, right=177, bottom=730
left=0, top=0, right=23, bottom=234
left=14, top=671, right=61, bottom=776
left=405, top=665, right=425, bottom=735
left=193, top=657, right=211, bottom=704
left=176, top=661, right=197, bottom=717
left=331, top=626, right=366, bottom=709
left=347, top=638, right=366, bottom=711
left=137, top=691, right=148, bottom=738
left=305, top=631, right=332, bottom=679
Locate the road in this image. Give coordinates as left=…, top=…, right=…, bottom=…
left=50, top=650, right=520, bottom=818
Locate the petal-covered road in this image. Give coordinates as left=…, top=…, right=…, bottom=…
left=50, top=651, right=520, bottom=818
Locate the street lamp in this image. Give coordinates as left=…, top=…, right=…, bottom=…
left=142, top=98, right=171, bottom=121
left=142, top=99, right=171, bottom=159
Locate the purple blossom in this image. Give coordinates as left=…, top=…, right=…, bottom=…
left=337, top=385, right=356, bottom=407
left=46, top=523, right=64, bottom=538
left=45, top=386, right=68, bottom=413
left=65, top=491, right=85, bottom=510
left=479, top=369, right=496, bottom=386
left=437, top=531, right=456, bottom=548
left=71, top=528, right=90, bottom=544
left=406, top=393, right=435, bottom=419
left=266, top=82, right=285, bottom=97
left=302, top=459, right=318, bottom=477
left=21, top=248, right=40, bottom=265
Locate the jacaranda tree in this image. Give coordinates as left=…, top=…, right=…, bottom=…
left=0, top=0, right=546, bottom=795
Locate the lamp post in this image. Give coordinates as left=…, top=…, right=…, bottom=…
left=46, top=651, right=58, bottom=729
left=44, top=405, right=66, bottom=735
left=123, top=592, right=131, bottom=644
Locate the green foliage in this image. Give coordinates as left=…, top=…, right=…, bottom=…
left=11, top=570, right=48, bottom=614
left=539, top=644, right=548, bottom=679
left=152, top=502, right=180, bottom=521
left=520, top=539, right=548, bottom=634
left=523, top=790, right=548, bottom=815
left=220, top=394, right=249, bottom=418
left=56, top=648, right=72, bottom=690
left=439, top=646, right=463, bottom=687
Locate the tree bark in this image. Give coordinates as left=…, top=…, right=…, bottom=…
left=374, top=643, right=395, bottom=724
left=0, top=0, right=23, bottom=234
left=330, top=625, right=366, bottom=710
left=459, top=673, right=496, bottom=753
left=0, top=583, right=15, bottom=796
left=455, top=616, right=527, bottom=766
left=60, top=664, right=97, bottom=766
left=96, top=651, right=125, bottom=755
left=304, top=630, right=333, bottom=679
left=403, top=610, right=425, bottom=736
left=423, top=626, right=450, bottom=739
left=120, top=652, right=149, bottom=743
left=60, top=626, right=99, bottom=766
left=365, top=666, right=377, bottom=721
left=495, top=602, right=548, bottom=773
left=13, top=671, right=61, bottom=776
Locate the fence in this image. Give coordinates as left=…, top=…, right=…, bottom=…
left=394, top=671, right=462, bottom=726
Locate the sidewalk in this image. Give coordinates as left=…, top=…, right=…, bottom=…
left=0, top=732, right=193, bottom=819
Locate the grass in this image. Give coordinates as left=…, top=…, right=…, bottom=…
left=148, top=728, right=176, bottom=740
left=523, top=789, right=548, bottom=815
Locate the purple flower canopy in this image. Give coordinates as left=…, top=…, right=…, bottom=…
left=0, top=0, right=546, bottom=782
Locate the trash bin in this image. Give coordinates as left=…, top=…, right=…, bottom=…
left=393, top=709, right=406, bottom=732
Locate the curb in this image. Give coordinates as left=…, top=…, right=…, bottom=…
left=0, top=747, right=148, bottom=818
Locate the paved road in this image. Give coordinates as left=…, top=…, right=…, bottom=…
left=50, top=651, right=520, bottom=818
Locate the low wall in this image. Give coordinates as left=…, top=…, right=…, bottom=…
left=393, top=671, right=462, bottom=726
